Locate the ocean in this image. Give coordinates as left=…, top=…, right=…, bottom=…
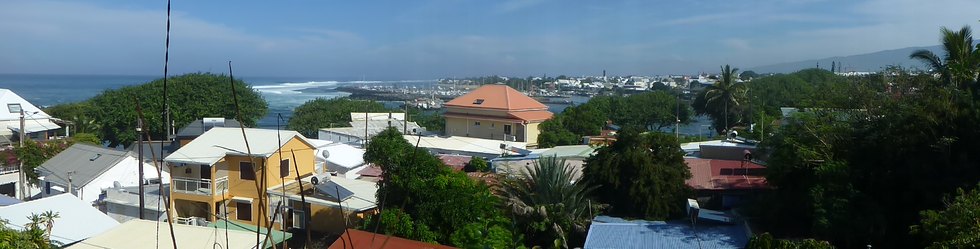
left=0, top=74, right=713, bottom=136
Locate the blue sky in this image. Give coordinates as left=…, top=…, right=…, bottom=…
left=0, top=0, right=977, bottom=79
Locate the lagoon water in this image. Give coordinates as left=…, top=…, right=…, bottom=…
left=0, top=74, right=713, bottom=136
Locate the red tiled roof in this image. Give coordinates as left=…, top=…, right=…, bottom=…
left=328, top=229, right=457, bottom=249
left=445, top=84, right=549, bottom=111
left=438, top=154, right=472, bottom=171
left=508, top=110, right=554, bottom=122
left=685, top=158, right=769, bottom=190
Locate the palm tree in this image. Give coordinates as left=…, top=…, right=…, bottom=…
left=910, top=26, right=979, bottom=89
left=39, top=211, right=59, bottom=244
left=500, top=156, right=598, bottom=248
left=704, top=64, right=747, bottom=133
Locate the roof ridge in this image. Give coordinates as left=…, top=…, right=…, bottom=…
left=503, top=85, right=511, bottom=109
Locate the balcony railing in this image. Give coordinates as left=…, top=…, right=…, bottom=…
left=172, top=176, right=228, bottom=196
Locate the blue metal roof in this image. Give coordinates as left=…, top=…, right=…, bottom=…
left=0, top=194, right=21, bottom=206
left=584, top=216, right=748, bottom=249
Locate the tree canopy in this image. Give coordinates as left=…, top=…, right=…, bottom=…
left=750, top=26, right=980, bottom=248
left=46, top=73, right=268, bottom=147
left=911, top=184, right=980, bottom=248
left=363, top=128, right=517, bottom=247
left=581, top=130, right=691, bottom=220
left=538, top=90, right=691, bottom=148
left=286, top=97, right=388, bottom=137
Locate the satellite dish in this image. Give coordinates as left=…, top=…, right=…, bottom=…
left=113, top=181, right=122, bottom=189
left=311, top=176, right=319, bottom=185
left=321, top=150, right=331, bottom=159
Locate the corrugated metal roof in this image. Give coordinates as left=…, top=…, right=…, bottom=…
left=67, top=219, right=263, bottom=249
left=0, top=194, right=119, bottom=245
left=164, top=127, right=313, bottom=165
left=323, top=143, right=365, bottom=169
left=38, top=143, right=134, bottom=187
left=584, top=216, right=747, bottom=249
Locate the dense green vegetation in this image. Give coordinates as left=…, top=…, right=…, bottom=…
left=911, top=184, right=980, bottom=248
left=362, top=128, right=518, bottom=247
left=538, top=90, right=691, bottom=148
left=46, top=73, right=268, bottom=147
left=749, top=25, right=980, bottom=248
left=745, top=233, right=834, bottom=249
left=286, top=97, right=388, bottom=137
left=582, top=130, right=691, bottom=220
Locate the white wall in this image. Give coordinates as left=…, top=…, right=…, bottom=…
left=40, top=157, right=170, bottom=204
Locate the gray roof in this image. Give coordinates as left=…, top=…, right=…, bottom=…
left=584, top=216, right=748, bottom=249
left=38, top=143, right=134, bottom=187
left=320, top=120, right=426, bottom=139
left=0, top=194, right=119, bottom=245
left=175, top=119, right=242, bottom=138
left=126, top=140, right=173, bottom=161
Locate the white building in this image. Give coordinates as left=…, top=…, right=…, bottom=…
left=0, top=88, right=62, bottom=146
left=37, top=143, right=170, bottom=204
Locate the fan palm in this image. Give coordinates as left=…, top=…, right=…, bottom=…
left=500, top=156, right=598, bottom=248
left=910, top=26, right=979, bottom=89
left=704, top=65, right=747, bottom=133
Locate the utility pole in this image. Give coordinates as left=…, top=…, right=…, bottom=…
left=676, top=95, right=681, bottom=140
left=18, top=109, right=25, bottom=200
left=364, top=112, right=369, bottom=148
left=137, top=118, right=145, bottom=219
left=67, top=171, right=74, bottom=196
left=403, top=101, right=409, bottom=134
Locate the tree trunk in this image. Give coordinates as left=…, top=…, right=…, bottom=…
left=724, top=99, right=729, bottom=134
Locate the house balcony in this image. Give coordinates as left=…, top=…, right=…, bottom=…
left=172, top=176, right=228, bottom=196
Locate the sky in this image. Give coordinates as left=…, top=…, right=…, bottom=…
left=0, top=0, right=978, bottom=79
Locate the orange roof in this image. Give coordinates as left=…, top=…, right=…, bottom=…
left=509, top=110, right=554, bottom=122
left=445, top=84, right=549, bottom=111
left=328, top=229, right=457, bottom=249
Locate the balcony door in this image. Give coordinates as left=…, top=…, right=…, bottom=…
left=200, top=164, right=212, bottom=188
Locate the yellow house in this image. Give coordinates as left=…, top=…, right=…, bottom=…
left=444, top=84, right=554, bottom=148
left=164, top=127, right=377, bottom=234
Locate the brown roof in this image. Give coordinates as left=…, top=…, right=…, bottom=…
left=685, top=158, right=768, bottom=190
left=328, top=229, right=457, bottom=249
left=445, top=84, right=549, bottom=111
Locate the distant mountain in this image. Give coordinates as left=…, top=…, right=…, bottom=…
left=748, top=45, right=943, bottom=74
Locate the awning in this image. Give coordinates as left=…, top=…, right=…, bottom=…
left=7, top=119, right=61, bottom=133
